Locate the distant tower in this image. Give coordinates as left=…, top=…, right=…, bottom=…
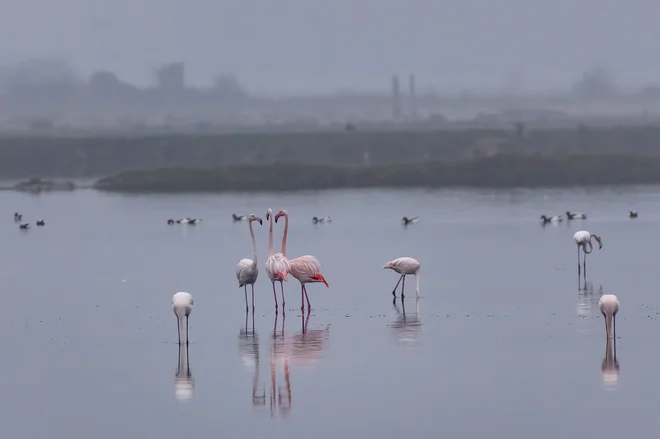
left=409, top=74, right=417, bottom=120
left=391, top=75, right=401, bottom=121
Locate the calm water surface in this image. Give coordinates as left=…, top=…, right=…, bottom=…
left=2, top=187, right=660, bottom=438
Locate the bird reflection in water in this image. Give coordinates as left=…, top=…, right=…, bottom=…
left=576, top=281, right=603, bottom=318
left=268, top=312, right=330, bottom=419
left=238, top=310, right=266, bottom=409
left=601, top=337, right=620, bottom=390
left=389, top=297, right=422, bottom=346
left=174, top=341, right=194, bottom=401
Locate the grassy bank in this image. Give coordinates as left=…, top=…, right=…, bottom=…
left=3, top=125, right=660, bottom=179
left=93, top=153, right=660, bottom=193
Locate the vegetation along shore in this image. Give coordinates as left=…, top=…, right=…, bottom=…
left=93, top=153, right=660, bottom=193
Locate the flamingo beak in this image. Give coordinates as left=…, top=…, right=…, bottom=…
left=258, top=218, right=263, bottom=225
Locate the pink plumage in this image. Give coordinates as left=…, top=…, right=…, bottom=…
left=274, top=209, right=329, bottom=311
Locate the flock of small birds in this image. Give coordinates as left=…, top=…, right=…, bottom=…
left=540, top=210, right=639, bottom=224
left=14, top=212, right=45, bottom=230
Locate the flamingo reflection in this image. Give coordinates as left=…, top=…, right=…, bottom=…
left=238, top=310, right=266, bottom=408
left=268, top=312, right=330, bottom=418
left=601, top=337, right=620, bottom=389
left=389, top=297, right=422, bottom=346
left=174, top=341, right=194, bottom=401
left=576, top=281, right=603, bottom=317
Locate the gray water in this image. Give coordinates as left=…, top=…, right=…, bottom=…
left=2, top=187, right=660, bottom=438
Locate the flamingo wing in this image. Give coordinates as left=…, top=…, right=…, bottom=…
left=236, top=258, right=258, bottom=286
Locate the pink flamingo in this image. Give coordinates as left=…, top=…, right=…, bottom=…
left=383, top=257, right=421, bottom=298
left=275, top=209, right=329, bottom=311
left=265, top=208, right=290, bottom=313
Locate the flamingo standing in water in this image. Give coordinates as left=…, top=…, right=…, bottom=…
left=599, top=294, right=619, bottom=339
left=172, top=292, right=194, bottom=344
left=265, top=208, right=290, bottom=313
left=573, top=230, right=603, bottom=276
left=275, top=209, right=328, bottom=311
left=236, top=214, right=263, bottom=311
left=383, top=257, right=421, bottom=298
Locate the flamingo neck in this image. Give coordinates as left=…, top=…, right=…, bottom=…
left=605, top=313, right=614, bottom=339
left=281, top=213, right=289, bottom=257
left=268, top=213, right=274, bottom=257
left=177, top=314, right=188, bottom=344
left=249, top=220, right=258, bottom=265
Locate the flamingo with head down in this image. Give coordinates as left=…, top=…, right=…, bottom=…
left=265, top=208, right=290, bottom=313
left=275, top=209, right=329, bottom=311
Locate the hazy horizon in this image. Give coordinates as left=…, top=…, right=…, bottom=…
left=2, top=0, right=660, bottom=94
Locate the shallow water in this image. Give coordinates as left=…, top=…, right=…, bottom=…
left=2, top=186, right=660, bottom=438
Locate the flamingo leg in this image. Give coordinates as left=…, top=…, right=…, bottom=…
left=176, top=315, right=181, bottom=344
left=185, top=315, right=189, bottom=344
left=301, top=283, right=305, bottom=311
left=577, top=246, right=581, bottom=274
left=401, top=276, right=406, bottom=298
left=304, top=285, right=311, bottom=310
left=391, top=275, right=404, bottom=297
left=244, top=285, right=249, bottom=311
left=272, top=282, right=279, bottom=313
left=280, top=282, right=286, bottom=308
left=613, top=314, right=617, bottom=339
left=251, top=284, right=255, bottom=311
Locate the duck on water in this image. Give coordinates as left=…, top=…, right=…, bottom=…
left=402, top=216, right=419, bottom=225
left=540, top=215, right=563, bottom=224
left=566, top=211, right=587, bottom=220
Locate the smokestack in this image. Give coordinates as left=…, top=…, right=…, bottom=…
left=409, top=74, right=417, bottom=120
left=392, top=75, right=401, bottom=121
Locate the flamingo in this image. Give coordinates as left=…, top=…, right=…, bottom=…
left=265, top=208, right=290, bottom=313
left=236, top=214, right=263, bottom=311
left=566, top=211, right=587, bottom=220
left=233, top=213, right=247, bottom=222
left=573, top=230, right=603, bottom=276
left=275, top=209, right=329, bottom=311
left=629, top=210, right=638, bottom=218
left=599, top=294, right=619, bottom=339
left=383, top=257, right=421, bottom=298
left=172, top=292, right=193, bottom=344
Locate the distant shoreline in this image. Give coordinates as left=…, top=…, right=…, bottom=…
left=90, top=153, right=660, bottom=193
left=3, top=125, right=660, bottom=179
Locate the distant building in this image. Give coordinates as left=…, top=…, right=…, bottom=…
left=156, top=62, right=185, bottom=91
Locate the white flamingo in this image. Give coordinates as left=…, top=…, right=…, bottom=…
left=599, top=294, right=619, bottom=339
left=172, top=292, right=193, bottom=344
left=236, top=214, right=263, bottom=311
left=265, top=208, right=290, bottom=313
left=383, top=257, right=421, bottom=298
left=573, top=230, right=603, bottom=276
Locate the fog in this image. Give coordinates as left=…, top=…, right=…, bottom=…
left=1, top=0, right=659, bottom=93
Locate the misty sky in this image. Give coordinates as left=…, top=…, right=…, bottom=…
left=1, top=0, right=659, bottom=94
